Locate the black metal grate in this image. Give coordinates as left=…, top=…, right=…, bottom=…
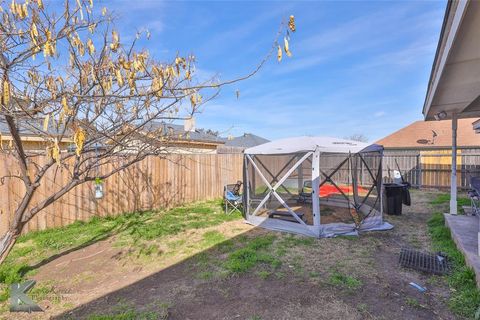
left=399, top=247, right=451, bottom=275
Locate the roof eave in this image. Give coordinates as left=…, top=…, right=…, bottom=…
left=423, top=0, right=469, bottom=120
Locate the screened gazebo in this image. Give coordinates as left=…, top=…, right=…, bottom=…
left=243, top=136, right=393, bottom=237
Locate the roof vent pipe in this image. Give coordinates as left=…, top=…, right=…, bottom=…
left=184, top=117, right=195, bottom=132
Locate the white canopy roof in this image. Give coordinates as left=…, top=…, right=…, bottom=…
left=244, top=136, right=383, bottom=155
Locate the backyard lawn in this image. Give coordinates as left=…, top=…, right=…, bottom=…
left=0, top=190, right=478, bottom=319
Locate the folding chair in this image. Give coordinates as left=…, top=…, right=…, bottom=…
left=468, top=176, right=480, bottom=215
left=224, top=181, right=243, bottom=215
left=297, top=180, right=312, bottom=204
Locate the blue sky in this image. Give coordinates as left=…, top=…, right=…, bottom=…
left=106, top=0, right=446, bottom=142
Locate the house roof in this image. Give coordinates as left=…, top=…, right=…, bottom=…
left=224, top=133, right=269, bottom=148
left=376, top=118, right=480, bottom=149
left=0, top=117, right=69, bottom=137
left=142, top=122, right=226, bottom=145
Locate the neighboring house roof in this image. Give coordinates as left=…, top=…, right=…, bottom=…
left=224, top=133, right=269, bottom=148
left=141, top=122, right=226, bottom=145
left=376, top=118, right=480, bottom=149
left=0, top=117, right=70, bottom=139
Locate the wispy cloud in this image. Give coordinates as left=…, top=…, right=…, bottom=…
left=103, top=0, right=445, bottom=142
left=274, top=3, right=442, bottom=75
left=198, top=3, right=294, bottom=57
left=353, top=41, right=437, bottom=72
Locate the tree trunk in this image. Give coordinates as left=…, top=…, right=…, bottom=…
left=0, top=229, right=21, bottom=265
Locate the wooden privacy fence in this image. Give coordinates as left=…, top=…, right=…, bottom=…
left=245, top=151, right=480, bottom=191
left=0, top=153, right=243, bottom=236
left=382, top=151, right=480, bottom=189
left=2, top=150, right=480, bottom=236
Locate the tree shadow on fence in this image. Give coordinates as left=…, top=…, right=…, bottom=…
left=94, top=161, right=185, bottom=216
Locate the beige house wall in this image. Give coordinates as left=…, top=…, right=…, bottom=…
left=1, top=136, right=71, bottom=151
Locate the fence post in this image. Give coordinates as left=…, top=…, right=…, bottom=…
left=417, top=153, right=422, bottom=189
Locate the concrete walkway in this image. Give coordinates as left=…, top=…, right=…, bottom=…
left=444, top=213, right=480, bottom=286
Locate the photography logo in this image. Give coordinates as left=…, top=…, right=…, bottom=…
left=10, top=280, right=42, bottom=312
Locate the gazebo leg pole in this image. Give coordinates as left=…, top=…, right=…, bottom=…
left=450, top=113, right=458, bottom=215
left=312, top=149, right=321, bottom=237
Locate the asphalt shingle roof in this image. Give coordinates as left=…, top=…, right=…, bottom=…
left=376, top=118, right=480, bottom=149
left=224, top=133, right=269, bottom=148
left=142, top=122, right=226, bottom=144
left=0, top=117, right=68, bottom=137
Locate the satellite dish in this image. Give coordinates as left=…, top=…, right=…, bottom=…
left=416, top=139, right=429, bottom=145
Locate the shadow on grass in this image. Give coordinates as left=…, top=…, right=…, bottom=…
left=1, top=211, right=155, bottom=286
left=48, top=223, right=432, bottom=320
left=45, top=192, right=466, bottom=320
left=22, top=223, right=122, bottom=274
left=8, top=191, right=460, bottom=319
left=15, top=232, right=112, bottom=281
left=3, top=198, right=239, bottom=286
left=51, top=227, right=293, bottom=320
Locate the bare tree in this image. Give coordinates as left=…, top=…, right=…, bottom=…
left=345, top=133, right=369, bottom=143
left=0, top=0, right=296, bottom=264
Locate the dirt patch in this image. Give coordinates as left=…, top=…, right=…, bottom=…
left=3, top=190, right=463, bottom=319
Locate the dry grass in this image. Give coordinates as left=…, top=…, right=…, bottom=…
left=0, top=191, right=462, bottom=319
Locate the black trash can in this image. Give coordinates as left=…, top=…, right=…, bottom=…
left=384, top=183, right=404, bottom=215
left=401, top=183, right=411, bottom=206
